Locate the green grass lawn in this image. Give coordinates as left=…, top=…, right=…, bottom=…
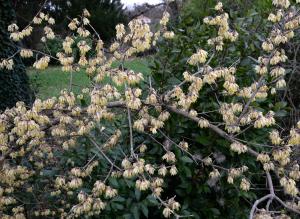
left=27, top=58, right=151, bottom=100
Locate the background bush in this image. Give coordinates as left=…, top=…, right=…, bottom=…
left=0, top=0, right=34, bottom=111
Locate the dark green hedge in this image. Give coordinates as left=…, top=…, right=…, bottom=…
left=0, top=0, right=34, bottom=111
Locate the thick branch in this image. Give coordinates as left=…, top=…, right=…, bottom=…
left=249, top=194, right=274, bottom=219
left=163, top=104, right=259, bottom=157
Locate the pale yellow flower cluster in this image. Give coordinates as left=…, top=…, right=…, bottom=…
left=78, top=27, right=91, bottom=38
left=209, top=168, right=220, bottom=179
left=127, top=19, right=153, bottom=53
left=163, top=31, right=175, bottom=39
left=257, top=153, right=275, bottom=171
left=230, top=142, right=248, bottom=154
left=20, top=49, right=33, bottom=58
left=120, top=156, right=178, bottom=207
left=269, top=130, right=282, bottom=145
left=272, top=0, right=291, bottom=9
left=64, top=10, right=170, bottom=84
left=162, top=198, right=180, bottom=218
left=9, top=12, right=54, bottom=42
left=57, top=52, right=74, bottom=72
left=169, top=165, right=178, bottom=175
left=0, top=164, right=34, bottom=187
left=240, top=178, right=251, bottom=191
left=254, top=210, right=273, bottom=219
left=33, top=209, right=56, bottom=217
left=204, top=9, right=238, bottom=51
left=253, top=111, right=275, bottom=129
left=280, top=177, right=298, bottom=196
left=78, top=41, right=91, bottom=66
left=133, top=106, right=170, bottom=134
left=227, top=166, right=248, bottom=184
left=7, top=23, right=19, bottom=32
left=188, top=49, right=208, bottom=65
left=289, top=164, right=300, bottom=181
left=136, top=179, right=150, bottom=191
left=0, top=59, right=14, bottom=70
left=33, top=12, right=55, bottom=25
left=162, top=151, right=176, bottom=163
left=288, top=125, right=300, bottom=145
left=202, top=157, right=212, bottom=166
left=1, top=206, right=26, bottom=219
left=256, top=212, right=292, bottom=219
left=273, top=146, right=291, bottom=166
left=268, top=10, right=283, bottom=23
left=254, top=64, right=268, bottom=75
left=68, top=18, right=80, bottom=30
left=270, top=50, right=288, bottom=65
left=67, top=180, right=116, bottom=218
left=168, top=71, right=203, bottom=109
left=219, top=103, right=243, bottom=133
left=285, top=13, right=300, bottom=30
left=257, top=153, right=270, bottom=163
left=9, top=25, right=32, bottom=42
left=158, top=165, right=168, bottom=176
left=249, top=1, right=297, bottom=105
left=112, top=69, right=144, bottom=86
left=91, top=85, right=120, bottom=107
left=198, top=118, right=210, bottom=128
left=125, top=88, right=142, bottom=110
left=116, top=24, right=125, bottom=40
left=270, top=66, right=285, bottom=78
left=262, top=40, right=274, bottom=52
left=139, top=144, right=147, bottom=153
left=44, top=26, right=55, bottom=40
left=70, top=161, right=99, bottom=178
left=145, top=89, right=158, bottom=105
left=202, top=67, right=237, bottom=93
left=33, top=56, right=50, bottom=70
left=214, top=2, right=223, bottom=11
left=208, top=36, right=224, bottom=51
left=63, top=37, right=75, bottom=54
left=270, top=28, right=289, bottom=45
left=102, top=130, right=121, bottom=149
left=69, top=10, right=91, bottom=37
left=122, top=158, right=146, bottom=178
left=179, top=141, right=189, bottom=150
left=160, top=11, right=170, bottom=26
left=0, top=89, right=129, bottom=219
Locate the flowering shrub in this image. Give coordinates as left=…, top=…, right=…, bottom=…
left=1, top=0, right=300, bottom=218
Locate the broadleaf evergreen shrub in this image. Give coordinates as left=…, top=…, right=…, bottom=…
left=0, top=0, right=34, bottom=111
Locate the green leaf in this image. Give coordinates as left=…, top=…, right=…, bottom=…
left=113, top=196, right=125, bottom=202
left=112, top=202, right=124, bottom=210
left=135, top=188, right=141, bottom=201
left=140, top=203, right=149, bottom=217
left=275, top=110, right=287, bottom=117
left=180, top=156, right=193, bottom=163
left=167, top=77, right=181, bottom=85
left=210, top=208, right=221, bottom=215
left=147, top=195, right=159, bottom=205
left=109, top=178, right=119, bottom=188
left=123, top=214, right=132, bottom=219
left=131, top=205, right=139, bottom=219
left=196, top=135, right=210, bottom=146
left=182, top=165, right=192, bottom=177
